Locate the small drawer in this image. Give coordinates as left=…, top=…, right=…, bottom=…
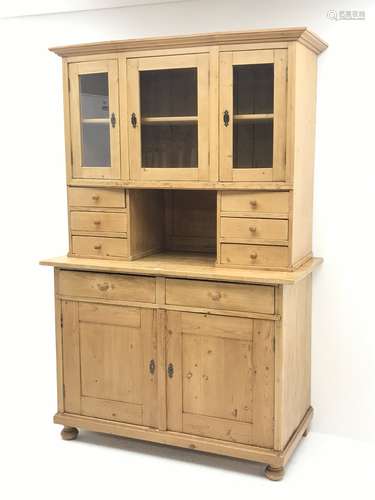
left=70, top=211, right=128, bottom=234
left=166, top=278, right=274, bottom=314
left=58, top=270, right=156, bottom=303
left=68, top=187, right=126, bottom=208
left=221, top=243, right=289, bottom=268
left=221, top=191, right=289, bottom=216
left=221, top=217, right=288, bottom=243
left=71, top=236, right=129, bottom=259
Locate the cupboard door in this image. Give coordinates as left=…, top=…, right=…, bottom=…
left=220, top=50, right=287, bottom=182
left=69, top=61, right=120, bottom=179
left=166, top=311, right=275, bottom=448
left=61, top=301, right=158, bottom=427
left=127, top=54, right=209, bottom=181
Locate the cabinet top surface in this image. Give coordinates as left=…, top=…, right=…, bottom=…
left=49, top=27, right=328, bottom=58
left=40, top=253, right=323, bottom=285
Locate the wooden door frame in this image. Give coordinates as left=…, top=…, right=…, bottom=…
left=127, top=53, right=210, bottom=181
left=69, top=60, right=121, bottom=180
left=219, top=49, right=287, bottom=182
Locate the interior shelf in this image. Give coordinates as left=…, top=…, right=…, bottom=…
left=141, top=116, right=198, bottom=125
left=233, top=113, right=274, bottom=122
left=81, top=118, right=110, bottom=124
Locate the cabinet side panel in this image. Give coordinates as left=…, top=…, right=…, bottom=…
left=276, top=275, right=312, bottom=449
left=290, top=43, right=317, bottom=265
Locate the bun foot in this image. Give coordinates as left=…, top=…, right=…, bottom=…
left=61, top=426, right=79, bottom=441
left=265, top=465, right=284, bottom=481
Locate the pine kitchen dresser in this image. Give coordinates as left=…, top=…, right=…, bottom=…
left=41, top=27, right=327, bottom=481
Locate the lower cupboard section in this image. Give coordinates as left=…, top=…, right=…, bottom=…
left=60, top=298, right=276, bottom=450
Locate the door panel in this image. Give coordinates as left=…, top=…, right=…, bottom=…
left=127, top=54, right=209, bottom=181
left=166, top=311, right=275, bottom=448
left=219, top=49, right=287, bottom=182
left=61, top=301, right=157, bottom=427
left=69, top=60, right=120, bottom=179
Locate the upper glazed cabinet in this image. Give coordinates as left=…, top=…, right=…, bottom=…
left=67, top=49, right=286, bottom=183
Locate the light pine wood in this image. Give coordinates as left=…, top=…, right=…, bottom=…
left=45, top=27, right=326, bottom=480
left=42, top=254, right=323, bottom=285
left=71, top=235, right=129, bottom=259
left=165, top=278, right=275, bottom=314
left=68, top=187, right=126, bottom=208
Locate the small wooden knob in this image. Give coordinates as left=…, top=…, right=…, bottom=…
left=92, top=194, right=100, bottom=201
left=98, top=283, right=109, bottom=291
left=249, top=200, right=257, bottom=208
left=249, top=226, right=257, bottom=233
left=93, top=244, right=102, bottom=250
left=93, top=220, right=101, bottom=225
left=250, top=252, right=258, bottom=260
left=209, top=291, right=222, bottom=301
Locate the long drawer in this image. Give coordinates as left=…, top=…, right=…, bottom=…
left=221, top=191, right=289, bottom=216
left=71, top=236, right=129, bottom=259
left=165, top=278, right=275, bottom=314
left=58, top=270, right=156, bottom=303
left=70, top=211, right=128, bottom=234
left=221, top=217, right=288, bottom=243
left=68, top=187, right=126, bottom=208
left=221, top=243, right=289, bottom=268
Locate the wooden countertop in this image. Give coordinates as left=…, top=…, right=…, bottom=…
left=40, top=252, right=323, bottom=285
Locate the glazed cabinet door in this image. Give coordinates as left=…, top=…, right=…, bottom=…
left=69, top=61, right=121, bottom=179
left=61, top=301, right=158, bottom=427
left=220, top=50, right=287, bottom=182
left=166, top=311, right=275, bottom=448
left=127, top=54, right=209, bottom=181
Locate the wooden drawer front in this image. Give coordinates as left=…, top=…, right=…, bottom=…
left=71, top=211, right=128, bottom=234
left=221, top=217, right=288, bottom=243
left=68, top=187, right=126, bottom=208
left=166, top=279, right=274, bottom=314
left=221, top=243, right=289, bottom=268
left=221, top=191, right=289, bottom=216
left=72, top=236, right=129, bottom=259
left=58, top=271, right=156, bottom=303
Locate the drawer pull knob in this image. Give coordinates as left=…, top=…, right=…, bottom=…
left=250, top=252, right=258, bottom=260
left=209, top=291, right=222, bottom=301
left=249, top=200, right=257, bottom=208
left=97, top=283, right=109, bottom=291
left=249, top=226, right=257, bottom=233
left=92, top=194, right=100, bottom=201
left=93, top=244, right=102, bottom=250
left=93, top=220, right=101, bottom=225
left=167, top=363, right=174, bottom=378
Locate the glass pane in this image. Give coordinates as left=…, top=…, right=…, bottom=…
left=140, top=68, right=197, bottom=117
left=233, top=64, right=274, bottom=115
left=79, top=73, right=111, bottom=167
left=234, top=121, right=273, bottom=168
left=139, top=68, right=198, bottom=168
left=141, top=124, right=197, bottom=168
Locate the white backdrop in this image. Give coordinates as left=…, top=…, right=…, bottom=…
left=0, top=0, right=374, bottom=452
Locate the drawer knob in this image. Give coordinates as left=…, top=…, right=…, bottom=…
left=98, top=283, right=109, bottom=292
left=249, top=200, right=257, bottom=208
left=93, top=220, right=101, bottom=225
left=209, top=291, right=222, bottom=301
left=92, top=194, right=100, bottom=201
left=249, top=226, right=257, bottom=233
left=250, top=252, right=258, bottom=260
left=93, top=244, right=102, bottom=250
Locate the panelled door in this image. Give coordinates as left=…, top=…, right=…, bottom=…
left=219, top=49, right=287, bottom=182
left=61, top=301, right=158, bottom=427
left=166, top=311, right=275, bottom=448
left=69, top=60, right=121, bottom=179
left=127, top=54, right=209, bottom=181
